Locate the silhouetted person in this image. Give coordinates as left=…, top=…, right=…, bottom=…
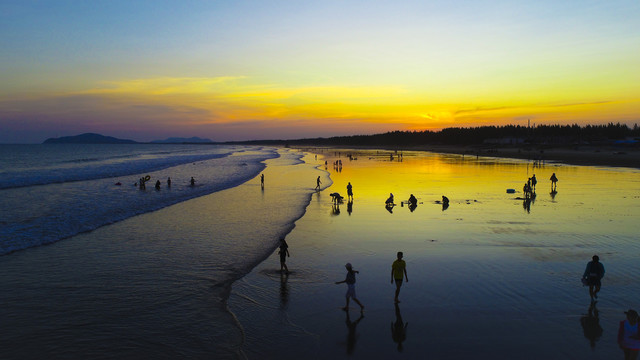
left=391, top=252, right=408, bottom=303
left=583, top=255, right=605, bottom=302
left=442, top=196, right=449, bottom=205
left=335, top=263, right=364, bottom=313
left=531, top=174, right=537, bottom=192
left=345, top=310, right=364, bottom=355
left=278, top=238, right=290, bottom=274
left=618, top=309, right=640, bottom=360
left=155, top=180, right=161, bottom=190
left=167, top=177, right=171, bottom=187
left=408, top=194, right=417, bottom=206
left=391, top=303, right=408, bottom=352
left=190, top=177, right=195, bottom=186
left=550, top=173, right=558, bottom=191
left=347, top=182, right=353, bottom=200
left=315, top=176, right=322, bottom=190
left=386, top=193, right=394, bottom=205
left=260, top=173, right=264, bottom=189
left=580, top=301, right=602, bottom=349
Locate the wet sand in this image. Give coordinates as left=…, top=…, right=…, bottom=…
left=230, top=148, right=640, bottom=359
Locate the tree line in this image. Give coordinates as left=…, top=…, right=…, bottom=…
left=239, top=123, right=640, bottom=147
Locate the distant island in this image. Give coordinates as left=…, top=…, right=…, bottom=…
left=42, top=133, right=214, bottom=144
left=151, top=137, right=213, bottom=144
left=43, top=133, right=138, bottom=144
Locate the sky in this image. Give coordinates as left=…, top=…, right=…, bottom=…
left=0, top=0, right=639, bottom=143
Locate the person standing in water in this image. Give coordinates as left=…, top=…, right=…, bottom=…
left=336, top=263, right=365, bottom=312
left=391, top=252, right=408, bottom=303
left=550, top=173, right=558, bottom=191
left=315, top=176, right=322, bottom=190
left=583, top=255, right=605, bottom=302
left=190, top=177, right=196, bottom=186
left=531, top=174, right=537, bottom=192
left=347, top=182, right=353, bottom=200
left=260, top=173, right=264, bottom=189
left=278, top=238, right=290, bottom=274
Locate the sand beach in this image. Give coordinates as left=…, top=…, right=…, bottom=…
left=230, top=147, right=640, bottom=359
left=1, top=146, right=639, bottom=359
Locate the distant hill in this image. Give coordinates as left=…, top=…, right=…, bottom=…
left=43, top=133, right=138, bottom=144
left=151, top=137, right=213, bottom=144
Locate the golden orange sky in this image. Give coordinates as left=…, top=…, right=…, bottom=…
left=1, top=1, right=639, bottom=143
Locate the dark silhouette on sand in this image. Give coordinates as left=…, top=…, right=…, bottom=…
left=550, top=173, right=558, bottom=191
left=278, top=238, right=290, bottom=274
left=583, top=255, right=605, bottom=302
left=335, top=263, right=364, bottom=313
left=391, top=252, right=408, bottom=303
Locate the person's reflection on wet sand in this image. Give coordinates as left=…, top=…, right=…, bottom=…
left=523, top=197, right=532, bottom=213
left=347, top=200, right=353, bottom=215
left=279, top=272, right=289, bottom=310
left=580, top=301, right=602, bottom=348
left=385, top=203, right=394, bottom=214
left=332, top=203, right=341, bottom=216
left=345, top=311, right=364, bottom=355
left=391, top=303, right=408, bottom=352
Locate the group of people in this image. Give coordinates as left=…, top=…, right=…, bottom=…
left=523, top=174, right=537, bottom=198
left=278, top=240, right=409, bottom=314
left=335, top=251, right=408, bottom=313
left=132, top=176, right=196, bottom=190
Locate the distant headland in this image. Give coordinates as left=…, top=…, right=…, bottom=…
left=43, top=133, right=138, bottom=144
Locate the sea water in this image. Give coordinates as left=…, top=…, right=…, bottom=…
left=0, top=144, right=280, bottom=254
left=0, top=144, right=326, bottom=359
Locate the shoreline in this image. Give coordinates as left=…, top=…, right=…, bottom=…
left=294, top=144, right=640, bottom=169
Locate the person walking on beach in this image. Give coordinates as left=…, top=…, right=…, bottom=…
left=260, top=173, right=264, bottom=189
left=315, top=176, right=322, bottom=190
left=347, top=182, right=353, bottom=200
left=190, top=177, right=196, bottom=187
left=278, top=238, right=290, bottom=274
left=618, top=309, right=640, bottom=360
left=583, top=255, right=605, bottom=302
left=391, top=252, right=408, bottom=303
left=550, top=173, right=558, bottom=191
left=167, top=177, right=171, bottom=188
left=335, top=263, right=364, bottom=312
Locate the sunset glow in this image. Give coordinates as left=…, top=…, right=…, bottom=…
left=1, top=0, right=639, bottom=143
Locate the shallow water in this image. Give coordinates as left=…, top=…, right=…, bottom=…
left=0, top=148, right=325, bottom=359
left=231, top=149, right=640, bottom=359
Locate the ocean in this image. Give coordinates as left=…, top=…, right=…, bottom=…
left=0, top=144, right=325, bottom=359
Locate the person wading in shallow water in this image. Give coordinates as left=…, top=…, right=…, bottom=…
left=335, top=263, right=365, bottom=313
left=583, top=255, right=605, bottom=302
left=550, top=173, right=558, bottom=191
left=278, top=238, right=290, bottom=274
left=391, top=252, right=408, bottom=303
